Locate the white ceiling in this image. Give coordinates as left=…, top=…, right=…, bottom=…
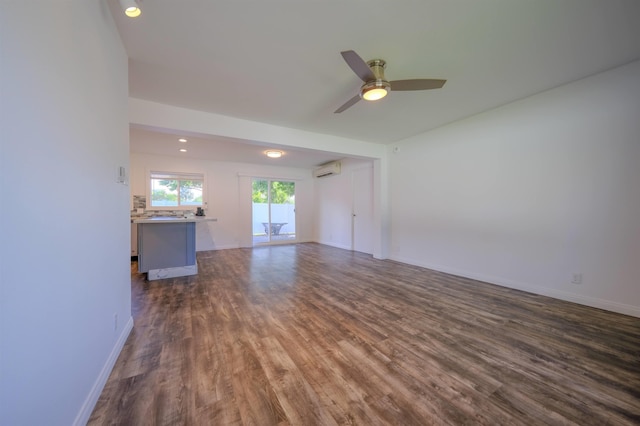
left=111, top=0, right=640, bottom=165
left=130, top=126, right=346, bottom=168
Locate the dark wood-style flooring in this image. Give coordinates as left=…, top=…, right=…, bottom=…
left=89, top=243, right=640, bottom=425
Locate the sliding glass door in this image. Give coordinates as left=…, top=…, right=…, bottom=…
left=252, top=179, right=296, bottom=245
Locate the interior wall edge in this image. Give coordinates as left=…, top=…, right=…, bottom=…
left=73, top=317, right=134, bottom=426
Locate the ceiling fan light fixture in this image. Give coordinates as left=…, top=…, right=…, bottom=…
left=120, top=0, right=142, bottom=17
left=360, top=80, right=390, bottom=101
left=335, top=50, right=446, bottom=113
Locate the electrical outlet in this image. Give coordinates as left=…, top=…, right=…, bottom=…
left=114, top=313, right=118, bottom=331
left=571, top=273, right=583, bottom=284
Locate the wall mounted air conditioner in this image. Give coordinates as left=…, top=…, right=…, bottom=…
left=313, top=161, right=341, bottom=178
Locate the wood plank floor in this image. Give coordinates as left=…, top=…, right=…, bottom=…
left=89, top=243, right=640, bottom=425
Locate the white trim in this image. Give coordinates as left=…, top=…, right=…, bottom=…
left=391, top=255, right=640, bottom=319
left=237, top=172, right=306, bottom=180
left=150, top=171, right=203, bottom=180
left=317, top=240, right=353, bottom=251
left=73, top=316, right=134, bottom=426
left=148, top=264, right=198, bottom=280
left=145, top=167, right=207, bottom=210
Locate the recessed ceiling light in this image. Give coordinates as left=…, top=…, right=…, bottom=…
left=266, top=150, right=283, bottom=158
left=179, top=148, right=187, bottom=152
left=120, top=0, right=142, bottom=17
left=178, top=138, right=187, bottom=143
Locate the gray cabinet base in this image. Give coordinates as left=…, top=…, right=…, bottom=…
left=138, top=222, right=197, bottom=280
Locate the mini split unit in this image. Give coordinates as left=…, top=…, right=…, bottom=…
left=313, top=161, right=341, bottom=178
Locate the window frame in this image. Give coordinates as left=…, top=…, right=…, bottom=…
left=147, top=170, right=206, bottom=210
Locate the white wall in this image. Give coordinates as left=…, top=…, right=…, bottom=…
left=390, top=60, right=640, bottom=317
left=315, top=159, right=375, bottom=251
left=130, top=152, right=315, bottom=250
left=0, top=1, right=132, bottom=424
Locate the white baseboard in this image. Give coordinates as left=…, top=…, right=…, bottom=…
left=390, top=255, right=640, bottom=319
left=73, top=316, right=134, bottom=426
left=316, top=240, right=352, bottom=251
left=294, top=237, right=314, bottom=243
left=198, top=240, right=317, bottom=252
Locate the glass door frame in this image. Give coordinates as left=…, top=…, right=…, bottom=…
left=252, top=178, right=296, bottom=245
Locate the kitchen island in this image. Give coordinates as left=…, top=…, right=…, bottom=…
left=133, top=216, right=217, bottom=280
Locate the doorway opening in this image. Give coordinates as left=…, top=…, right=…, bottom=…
left=252, top=179, right=296, bottom=245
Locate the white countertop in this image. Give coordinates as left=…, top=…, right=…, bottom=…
left=132, top=216, right=217, bottom=224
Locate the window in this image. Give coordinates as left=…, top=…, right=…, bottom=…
left=149, top=171, right=204, bottom=208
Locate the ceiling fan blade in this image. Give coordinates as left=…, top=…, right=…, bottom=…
left=334, top=94, right=361, bottom=113
left=341, top=50, right=375, bottom=82
left=389, top=79, right=446, bottom=91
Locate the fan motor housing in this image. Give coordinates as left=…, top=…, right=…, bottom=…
left=366, top=59, right=387, bottom=80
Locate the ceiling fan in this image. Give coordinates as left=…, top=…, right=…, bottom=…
left=334, top=50, right=446, bottom=113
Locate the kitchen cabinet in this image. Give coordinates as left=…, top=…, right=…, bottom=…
left=131, top=223, right=138, bottom=257
left=133, top=216, right=216, bottom=280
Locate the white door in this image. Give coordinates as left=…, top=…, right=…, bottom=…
left=352, top=167, right=373, bottom=254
